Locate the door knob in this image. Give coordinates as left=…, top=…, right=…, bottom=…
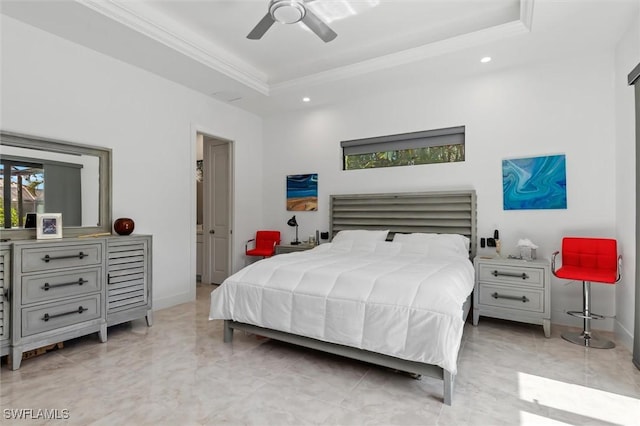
left=209, top=230, right=215, bottom=234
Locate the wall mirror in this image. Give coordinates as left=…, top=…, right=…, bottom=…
left=0, top=131, right=111, bottom=240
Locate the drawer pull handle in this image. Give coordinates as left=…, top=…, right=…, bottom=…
left=491, top=292, right=529, bottom=303
left=42, top=306, right=88, bottom=322
left=42, top=278, right=88, bottom=291
left=42, top=252, right=88, bottom=263
left=491, top=270, right=529, bottom=280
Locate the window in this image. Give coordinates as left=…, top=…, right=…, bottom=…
left=0, top=155, right=83, bottom=229
left=0, top=158, right=44, bottom=228
left=341, top=126, right=465, bottom=170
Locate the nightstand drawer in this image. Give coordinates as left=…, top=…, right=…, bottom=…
left=21, top=244, right=102, bottom=273
left=21, top=294, right=102, bottom=337
left=21, top=268, right=102, bottom=304
left=478, top=263, right=544, bottom=288
left=478, top=283, right=544, bottom=313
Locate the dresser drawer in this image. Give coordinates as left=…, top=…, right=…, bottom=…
left=21, top=294, right=102, bottom=337
left=21, top=268, right=102, bottom=304
left=478, top=283, right=544, bottom=313
left=478, top=263, right=544, bottom=288
left=21, top=244, right=102, bottom=273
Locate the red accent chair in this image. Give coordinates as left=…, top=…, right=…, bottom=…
left=245, top=230, right=281, bottom=259
left=552, top=237, right=621, bottom=348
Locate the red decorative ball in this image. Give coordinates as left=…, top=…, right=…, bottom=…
left=114, top=218, right=135, bottom=236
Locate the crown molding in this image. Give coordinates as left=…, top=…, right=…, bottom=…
left=75, top=0, right=534, bottom=97
left=76, top=0, right=270, bottom=95
left=270, top=18, right=531, bottom=94
left=520, top=0, right=535, bottom=30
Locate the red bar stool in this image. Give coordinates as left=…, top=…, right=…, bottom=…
left=552, top=237, right=621, bottom=348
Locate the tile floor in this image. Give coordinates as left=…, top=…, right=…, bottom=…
left=1, top=283, right=639, bottom=425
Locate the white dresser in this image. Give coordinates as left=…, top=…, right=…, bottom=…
left=10, top=239, right=107, bottom=369
left=3, top=235, right=152, bottom=370
left=473, top=256, right=551, bottom=337
left=0, top=245, right=10, bottom=357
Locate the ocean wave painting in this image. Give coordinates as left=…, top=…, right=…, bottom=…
left=502, top=155, right=567, bottom=210
left=287, top=173, right=318, bottom=211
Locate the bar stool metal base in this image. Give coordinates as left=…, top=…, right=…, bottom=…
left=561, top=331, right=615, bottom=349
left=563, top=280, right=615, bottom=349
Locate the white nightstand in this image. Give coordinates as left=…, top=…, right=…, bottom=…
left=275, top=243, right=315, bottom=255
left=473, top=256, right=551, bottom=337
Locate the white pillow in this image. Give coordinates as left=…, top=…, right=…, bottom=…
left=397, top=242, right=430, bottom=256
left=373, top=241, right=402, bottom=256
left=328, top=239, right=377, bottom=253
left=331, top=229, right=389, bottom=243
left=429, top=235, right=470, bottom=258
left=393, top=233, right=470, bottom=258
left=393, top=233, right=437, bottom=244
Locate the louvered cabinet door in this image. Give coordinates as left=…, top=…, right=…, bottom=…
left=106, top=235, right=153, bottom=327
left=0, top=249, right=10, bottom=357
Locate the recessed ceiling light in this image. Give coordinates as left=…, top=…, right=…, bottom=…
left=302, top=97, right=311, bottom=103
left=480, top=56, right=492, bottom=63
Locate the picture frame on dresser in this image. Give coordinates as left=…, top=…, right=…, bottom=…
left=36, top=213, right=63, bottom=239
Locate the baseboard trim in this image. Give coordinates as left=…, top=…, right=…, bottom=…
left=153, top=292, right=193, bottom=311
left=614, top=320, right=634, bottom=351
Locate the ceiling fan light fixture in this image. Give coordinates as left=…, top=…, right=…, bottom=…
left=269, top=0, right=306, bottom=24
left=249, top=0, right=337, bottom=42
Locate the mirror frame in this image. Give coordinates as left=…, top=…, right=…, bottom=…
left=0, top=130, right=112, bottom=240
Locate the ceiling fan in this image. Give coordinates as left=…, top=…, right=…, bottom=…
left=247, top=0, right=338, bottom=43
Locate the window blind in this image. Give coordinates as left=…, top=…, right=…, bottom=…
left=341, top=126, right=465, bottom=156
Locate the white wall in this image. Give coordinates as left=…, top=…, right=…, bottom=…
left=263, top=53, right=620, bottom=330
left=615, top=10, right=640, bottom=348
left=1, top=16, right=264, bottom=308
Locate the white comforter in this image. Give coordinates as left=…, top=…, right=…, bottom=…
left=209, top=242, right=474, bottom=374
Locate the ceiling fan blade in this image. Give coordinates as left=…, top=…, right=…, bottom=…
left=247, top=12, right=276, bottom=40
left=301, top=9, right=337, bottom=42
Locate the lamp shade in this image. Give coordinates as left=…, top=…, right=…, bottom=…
left=287, top=215, right=298, bottom=227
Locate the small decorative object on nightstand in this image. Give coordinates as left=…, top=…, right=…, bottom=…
left=473, top=256, right=551, bottom=337
left=275, top=243, right=315, bottom=255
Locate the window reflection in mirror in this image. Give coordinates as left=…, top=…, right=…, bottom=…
left=0, top=158, right=44, bottom=228
left=0, top=145, right=100, bottom=230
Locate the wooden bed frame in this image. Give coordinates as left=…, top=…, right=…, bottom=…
left=223, top=189, right=477, bottom=405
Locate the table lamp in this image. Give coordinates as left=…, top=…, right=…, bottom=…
left=287, top=215, right=300, bottom=245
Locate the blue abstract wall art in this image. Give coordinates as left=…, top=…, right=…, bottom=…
left=502, top=155, right=567, bottom=210
left=287, top=173, right=318, bottom=211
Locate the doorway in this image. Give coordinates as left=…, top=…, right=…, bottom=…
left=197, top=133, right=233, bottom=285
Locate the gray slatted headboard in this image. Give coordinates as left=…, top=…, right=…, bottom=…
left=330, top=190, right=477, bottom=258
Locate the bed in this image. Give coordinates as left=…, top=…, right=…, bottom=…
left=209, top=190, right=476, bottom=405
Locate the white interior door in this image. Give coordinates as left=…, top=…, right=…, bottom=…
left=203, top=138, right=231, bottom=284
